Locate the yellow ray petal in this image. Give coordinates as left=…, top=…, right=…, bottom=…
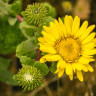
left=66, top=63, right=73, bottom=75
left=86, top=64, right=94, bottom=72
left=78, top=57, right=90, bottom=64
left=42, top=31, right=55, bottom=40
left=82, top=49, right=96, bottom=56
left=43, top=26, right=50, bottom=33
left=72, top=16, right=80, bottom=35
left=79, top=25, right=95, bottom=41
left=72, top=63, right=76, bottom=72
left=55, top=68, right=59, bottom=73
left=76, top=21, right=88, bottom=37
left=40, top=44, right=56, bottom=54
left=54, top=19, right=64, bottom=36
left=77, top=71, right=83, bottom=82
left=74, top=63, right=88, bottom=72
left=40, top=54, right=61, bottom=63
left=54, top=19, right=61, bottom=29
left=68, top=15, right=73, bottom=28
left=58, top=69, right=64, bottom=77
left=64, top=15, right=72, bottom=35
left=50, top=22, right=60, bottom=39
left=69, top=74, right=73, bottom=80
left=82, top=32, right=96, bottom=44
left=44, top=23, right=59, bottom=39
left=58, top=18, right=67, bottom=36
left=58, top=17, right=64, bottom=25
left=91, top=38, right=96, bottom=43
left=57, top=59, right=66, bottom=69
left=82, top=43, right=95, bottom=50
left=38, top=37, right=45, bottom=43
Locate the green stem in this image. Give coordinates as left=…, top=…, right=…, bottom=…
left=57, top=78, right=60, bottom=96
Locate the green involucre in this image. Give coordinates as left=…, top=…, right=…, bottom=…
left=13, top=65, right=42, bottom=91
left=21, top=3, right=48, bottom=25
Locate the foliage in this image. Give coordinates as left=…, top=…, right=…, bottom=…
left=43, top=2, right=57, bottom=18
left=0, top=0, right=25, bottom=86
left=13, top=2, right=56, bottom=91
left=0, top=57, right=17, bottom=85
left=0, top=0, right=25, bottom=54
left=0, top=1, right=58, bottom=91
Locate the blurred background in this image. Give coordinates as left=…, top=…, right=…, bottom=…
left=0, top=0, right=96, bottom=96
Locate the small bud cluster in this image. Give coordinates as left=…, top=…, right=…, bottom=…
left=13, top=65, right=42, bottom=91
left=21, top=3, right=48, bottom=25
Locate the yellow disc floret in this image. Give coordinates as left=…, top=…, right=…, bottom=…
left=54, top=37, right=81, bottom=62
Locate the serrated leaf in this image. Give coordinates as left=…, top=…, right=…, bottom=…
left=33, top=61, right=49, bottom=76
left=16, top=39, right=38, bottom=59
left=0, top=57, right=10, bottom=70
left=20, top=56, right=35, bottom=66
left=8, top=17, right=17, bottom=26
left=50, top=62, right=57, bottom=73
left=0, top=70, right=17, bottom=85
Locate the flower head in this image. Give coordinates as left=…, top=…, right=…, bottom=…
left=13, top=65, right=42, bottom=91
left=21, top=3, right=48, bottom=25
left=38, top=15, right=96, bottom=82
left=73, top=0, right=90, bottom=19
left=61, top=1, right=72, bottom=13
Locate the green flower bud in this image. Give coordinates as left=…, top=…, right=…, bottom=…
left=21, top=3, right=48, bottom=26
left=13, top=65, right=42, bottom=91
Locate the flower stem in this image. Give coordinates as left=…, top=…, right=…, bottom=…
left=57, top=78, right=60, bottom=96
left=16, top=15, right=41, bottom=61
left=36, top=49, right=40, bottom=61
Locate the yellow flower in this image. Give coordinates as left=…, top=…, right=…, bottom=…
left=38, top=15, right=96, bottom=82
left=61, top=1, right=72, bottom=12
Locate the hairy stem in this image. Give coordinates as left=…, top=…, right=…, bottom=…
left=36, top=49, right=40, bottom=61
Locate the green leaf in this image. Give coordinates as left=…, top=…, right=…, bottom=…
left=11, top=0, right=22, bottom=14
left=0, top=16, right=26, bottom=55
left=8, top=17, right=17, bottom=26
left=0, top=0, right=11, bottom=16
left=50, top=62, right=57, bottom=73
left=20, top=56, right=35, bottom=66
left=43, top=2, right=57, bottom=18
left=0, top=70, right=17, bottom=85
left=2, top=0, right=11, bottom=3
left=0, top=57, right=10, bottom=70
left=33, top=61, right=49, bottom=76
left=34, top=31, right=42, bottom=44
left=16, top=39, right=38, bottom=59
left=19, top=21, right=36, bottom=38
left=44, top=16, right=54, bottom=26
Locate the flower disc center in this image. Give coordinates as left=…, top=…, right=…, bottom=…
left=24, top=73, right=34, bottom=82
left=55, top=37, right=80, bottom=62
